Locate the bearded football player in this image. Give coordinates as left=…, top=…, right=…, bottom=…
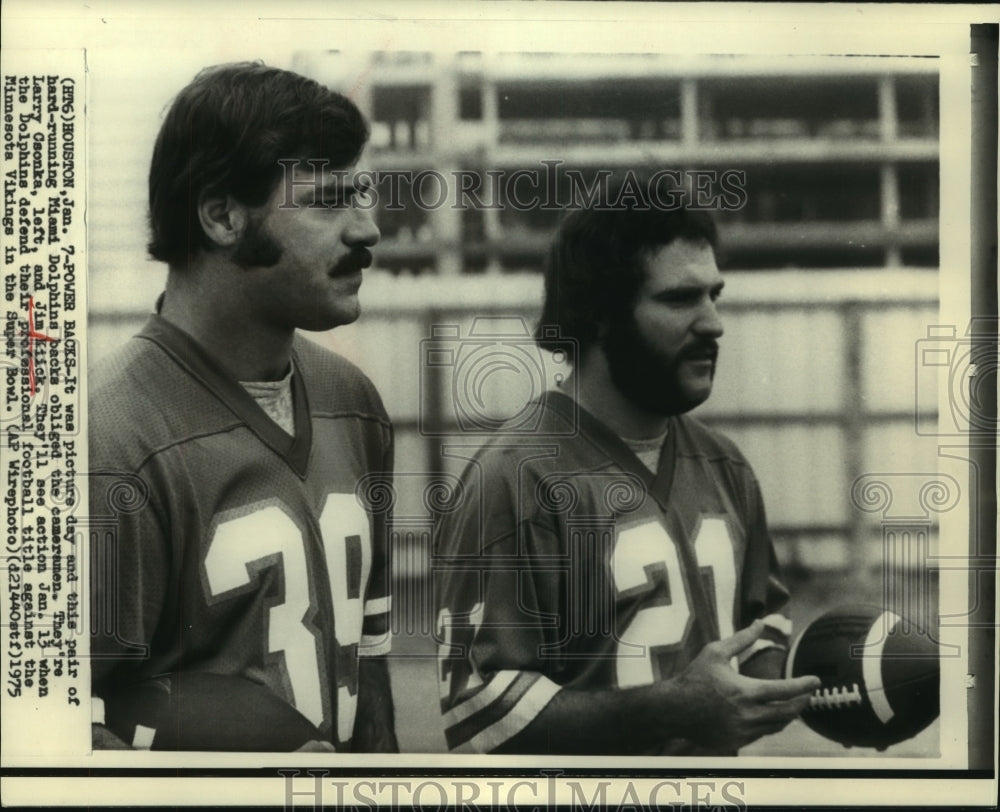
left=89, top=63, right=397, bottom=752
left=435, top=175, right=821, bottom=755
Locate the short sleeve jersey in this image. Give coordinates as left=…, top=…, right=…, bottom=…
left=435, top=391, right=790, bottom=755
left=89, top=316, right=392, bottom=750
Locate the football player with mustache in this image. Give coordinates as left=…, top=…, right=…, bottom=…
left=90, top=63, right=396, bottom=753
left=436, top=173, right=818, bottom=755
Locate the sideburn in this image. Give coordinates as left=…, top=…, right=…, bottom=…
left=602, top=315, right=696, bottom=417
left=232, top=216, right=284, bottom=269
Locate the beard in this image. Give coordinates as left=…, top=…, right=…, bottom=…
left=232, top=214, right=284, bottom=268
left=602, top=315, right=718, bottom=416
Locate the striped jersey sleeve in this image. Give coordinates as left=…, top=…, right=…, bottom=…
left=435, top=548, right=564, bottom=753
left=434, top=447, right=564, bottom=753
left=359, top=439, right=393, bottom=658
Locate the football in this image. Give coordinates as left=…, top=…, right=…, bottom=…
left=102, top=671, right=325, bottom=751
left=785, top=604, right=940, bottom=750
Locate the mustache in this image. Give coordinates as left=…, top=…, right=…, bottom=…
left=330, top=248, right=373, bottom=276
left=678, top=339, right=720, bottom=361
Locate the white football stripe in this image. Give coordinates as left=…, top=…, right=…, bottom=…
left=132, top=724, right=156, bottom=750
left=784, top=627, right=804, bottom=679
left=91, top=697, right=106, bottom=725
left=762, top=613, right=793, bottom=637
left=863, top=610, right=901, bottom=724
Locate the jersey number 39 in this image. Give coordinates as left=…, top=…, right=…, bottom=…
left=203, top=494, right=370, bottom=742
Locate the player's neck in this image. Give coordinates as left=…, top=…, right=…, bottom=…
left=159, top=264, right=294, bottom=382
left=568, top=353, right=672, bottom=441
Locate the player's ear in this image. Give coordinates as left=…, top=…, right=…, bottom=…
left=197, top=193, right=248, bottom=249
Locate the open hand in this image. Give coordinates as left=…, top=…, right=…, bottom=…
left=665, top=620, right=820, bottom=750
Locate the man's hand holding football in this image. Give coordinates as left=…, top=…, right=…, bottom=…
left=663, top=619, right=821, bottom=750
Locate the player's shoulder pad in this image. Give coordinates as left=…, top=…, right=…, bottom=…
left=88, top=336, right=191, bottom=469
left=674, top=412, right=750, bottom=466
left=292, top=335, right=389, bottom=424
left=89, top=335, right=155, bottom=413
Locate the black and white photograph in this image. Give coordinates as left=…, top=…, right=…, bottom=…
left=0, top=1, right=996, bottom=808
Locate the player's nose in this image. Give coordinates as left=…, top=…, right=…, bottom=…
left=344, top=204, right=380, bottom=248
left=694, top=298, right=724, bottom=339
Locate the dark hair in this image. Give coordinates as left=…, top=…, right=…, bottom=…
left=535, top=171, right=719, bottom=363
left=148, top=61, right=369, bottom=267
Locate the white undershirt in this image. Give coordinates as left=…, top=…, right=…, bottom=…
left=622, top=430, right=669, bottom=474
left=564, top=385, right=668, bottom=474
left=240, top=366, right=295, bottom=436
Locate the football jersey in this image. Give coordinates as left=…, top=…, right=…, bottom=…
left=89, top=315, right=392, bottom=750
left=435, top=391, right=790, bottom=755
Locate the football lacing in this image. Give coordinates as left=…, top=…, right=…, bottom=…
left=809, top=683, right=863, bottom=710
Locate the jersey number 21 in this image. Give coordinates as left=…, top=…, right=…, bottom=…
left=613, top=517, right=737, bottom=687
